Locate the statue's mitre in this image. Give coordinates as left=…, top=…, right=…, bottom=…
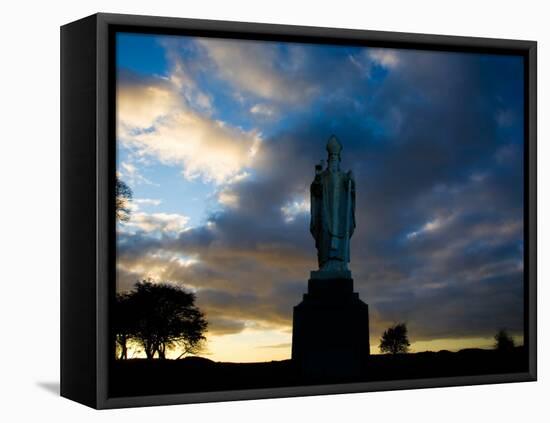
left=326, top=135, right=343, bottom=155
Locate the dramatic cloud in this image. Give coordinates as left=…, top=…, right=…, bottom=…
left=117, top=70, right=262, bottom=185
left=121, top=212, right=190, bottom=234
left=250, top=103, right=278, bottom=118
left=368, top=48, right=400, bottom=68
left=119, top=196, right=189, bottom=236
left=196, top=38, right=319, bottom=104
left=281, top=197, right=309, bottom=223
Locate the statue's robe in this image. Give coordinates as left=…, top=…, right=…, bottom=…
left=310, top=169, right=355, bottom=270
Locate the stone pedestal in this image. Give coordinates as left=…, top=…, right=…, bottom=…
left=291, top=273, right=370, bottom=379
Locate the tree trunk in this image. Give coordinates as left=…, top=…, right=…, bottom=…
left=117, top=335, right=128, bottom=360
left=120, top=338, right=127, bottom=360
left=157, top=343, right=166, bottom=359
left=144, top=341, right=155, bottom=359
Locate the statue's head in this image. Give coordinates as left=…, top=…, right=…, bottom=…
left=326, top=135, right=343, bottom=156
left=326, top=135, right=342, bottom=171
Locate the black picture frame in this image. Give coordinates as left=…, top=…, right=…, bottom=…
left=61, top=12, right=537, bottom=409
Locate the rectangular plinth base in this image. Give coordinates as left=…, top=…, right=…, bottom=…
left=291, top=276, right=370, bottom=380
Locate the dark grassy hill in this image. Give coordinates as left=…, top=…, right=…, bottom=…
left=110, top=347, right=527, bottom=397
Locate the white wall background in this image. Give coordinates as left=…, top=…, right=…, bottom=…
left=0, top=0, right=547, bottom=421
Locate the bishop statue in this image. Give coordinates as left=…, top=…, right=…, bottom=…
left=310, top=135, right=356, bottom=273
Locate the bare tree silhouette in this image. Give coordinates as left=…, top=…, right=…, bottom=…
left=115, top=177, right=133, bottom=222
left=379, top=323, right=411, bottom=354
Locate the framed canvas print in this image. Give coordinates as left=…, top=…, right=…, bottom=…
left=60, top=13, right=537, bottom=409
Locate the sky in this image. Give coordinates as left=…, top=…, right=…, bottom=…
left=115, top=32, right=525, bottom=362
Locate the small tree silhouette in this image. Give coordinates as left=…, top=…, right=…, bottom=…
left=379, top=323, right=411, bottom=354
left=115, top=177, right=133, bottom=222
left=494, top=329, right=515, bottom=352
